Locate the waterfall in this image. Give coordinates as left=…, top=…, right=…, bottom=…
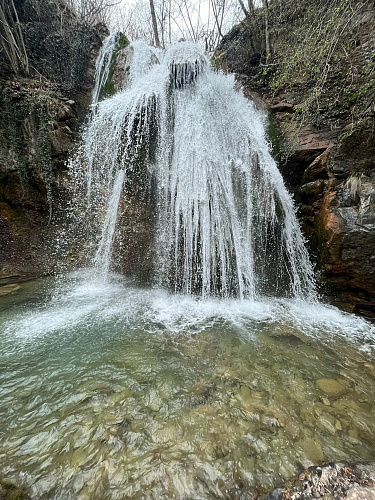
left=91, top=32, right=121, bottom=106
left=94, top=169, right=125, bottom=275
left=127, top=40, right=161, bottom=84
left=72, top=41, right=316, bottom=300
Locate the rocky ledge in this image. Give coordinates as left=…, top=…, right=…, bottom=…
left=0, top=0, right=106, bottom=286
left=277, top=113, right=375, bottom=317
left=0, top=80, right=81, bottom=284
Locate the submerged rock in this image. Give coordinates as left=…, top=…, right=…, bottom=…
left=316, top=378, right=348, bottom=399
left=298, top=437, right=324, bottom=464
left=0, top=480, right=29, bottom=500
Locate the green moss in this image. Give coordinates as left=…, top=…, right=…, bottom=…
left=210, top=52, right=221, bottom=71
left=266, top=113, right=283, bottom=160
left=99, top=33, right=130, bottom=102
left=348, top=78, right=375, bottom=102
left=117, top=33, right=129, bottom=50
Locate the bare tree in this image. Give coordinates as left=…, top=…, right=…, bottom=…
left=149, top=0, right=161, bottom=46
left=66, top=0, right=122, bottom=26
left=0, top=0, right=29, bottom=75
left=247, top=0, right=255, bottom=15
left=262, top=0, right=270, bottom=62
left=237, top=0, right=249, bottom=17
left=111, top=1, right=154, bottom=44
left=111, top=0, right=243, bottom=50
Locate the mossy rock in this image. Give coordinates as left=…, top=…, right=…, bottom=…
left=0, top=480, right=29, bottom=500
left=266, top=113, right=284, bottom=161
left=299, top=180, right=325, bottom=204
left=99, top=33, right=130, bottom=102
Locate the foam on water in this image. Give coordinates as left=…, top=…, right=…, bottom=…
left=3, top=270, right=374, bottom=353
left=94, top=170, right=125, bottom=275
left=127, top=40, right=162, bottom=84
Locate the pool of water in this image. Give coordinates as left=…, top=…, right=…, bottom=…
left=1, top=269, right=375, bottom=499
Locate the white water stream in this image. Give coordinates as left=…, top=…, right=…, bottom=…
left=74, top=40, right=316, bottom=300
left=91, top=32, right=120, bottom=106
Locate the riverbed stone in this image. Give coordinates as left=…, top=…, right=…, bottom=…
left=298, top=437, right=324, bottom=463
left=316, top=378, right=348, bottom=398
left=0, top=480, right=29, bottom=500
left=317, top=414, right=337, bottom=435
left=0, top=284, right=21, bottom=296
left=335, top=420, right=343, bottom=431
left=264, top=463, right=375, bottom=500
left=145, top=389, right=163, bottom=412
left=346, top=486, right=375, bottom=499
left=108, top=389, right=132, bottom=404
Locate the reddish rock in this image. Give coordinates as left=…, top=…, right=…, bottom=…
left=303, top=147, right=331, bottom=182
left=318, top=174, right=375, bottom=316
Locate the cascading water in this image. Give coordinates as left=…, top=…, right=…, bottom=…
left=127, top=40, right=162, bottom=84
left=76, top=40, right=315, bottom=299
left=91, top=32, right=121, bottom=106
left=93, top=169, right=125, bottom=275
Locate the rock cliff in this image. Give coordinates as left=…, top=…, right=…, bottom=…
left=219, top=0, right=375, bottom=316
left=0, top=0, right=106, bottom=285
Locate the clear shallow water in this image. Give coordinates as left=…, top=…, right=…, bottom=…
left=1, top=270, right=375, bottom=499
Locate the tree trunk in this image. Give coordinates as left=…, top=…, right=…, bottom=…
left=263, top=0, right=270, bottom=62
left=149, top=0, right=161, bottom=47
left=238, top=0, right=249, bottom=17
left=247, top=0, right=254, bottom=15
left=0, top=0, right=29, bottom=75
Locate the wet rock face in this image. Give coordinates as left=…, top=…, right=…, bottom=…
left=318, top=172, right=375, bottom=316
left=296, top=118, right=375, bottom=315
left=0, top=19, right=105, bottom=283
left=258, top=109, right=375, bottom=316
left=219, top=1, right=375, bottom=316
left=286, top=120, right=375, bottom=317
left=329, top=118, right=375, bottom=179
left=0, top=83, right=80, bottom=280
left=111, top=42, right=158, bottom=93
left=111, top=197, right=154, bottom=281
